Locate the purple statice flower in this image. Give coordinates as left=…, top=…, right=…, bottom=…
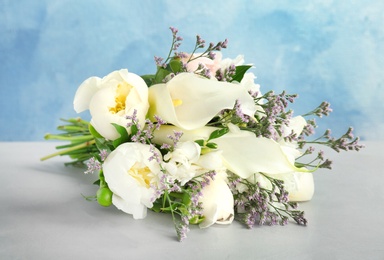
left=84, top=157, right=101, bottom=174
left=208, top=51, right=215, bottom=60
left=153, top=115, right=166, bottom=130
left=126, top=109, right=138, bottom=128
left=154, top=56, right=164, bottom=67
left=167, top=130, right=183, bottom=147
left=99, top=149, right=109, bottom=162
left=196, top=34, right=205, bottom=48
left=148, top=144, right=161, bottom=163
left=234, top=100, right=250, bottom=123
left=176, top=222, right=190, bottom=242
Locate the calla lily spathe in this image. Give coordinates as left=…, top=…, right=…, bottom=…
left=152, top=124, right=307, bottom=179
left=73, top=69, right=149, bottom=140
left=147, top=73, right=256, bottom=130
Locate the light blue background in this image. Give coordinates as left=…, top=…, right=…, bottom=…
left=1, top=0, right=383, bottom=141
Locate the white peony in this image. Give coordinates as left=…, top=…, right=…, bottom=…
left=102, top=143, right=162, bottom=219
left=73, top=69, right=149, bottom=140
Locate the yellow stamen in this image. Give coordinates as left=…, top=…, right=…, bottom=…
left=128, top=162, right=152, bottom=188
left=109, top=82, right=133, bottom=114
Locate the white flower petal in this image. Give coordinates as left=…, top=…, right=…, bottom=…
left=273, top=171, right=315, bottom=202
left=112, top=194, right=148, bottom=219
left=199, top=178, right=234, bottom=228
left=73, top=76, right=102, bottom=113
left=148, top=73, right=256, bottom=130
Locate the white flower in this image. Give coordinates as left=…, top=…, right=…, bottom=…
left=163, top=141, right=201, bottom=185
left=102, top=143, right=162, bottom=219
left=253, top=171, right=315, bottom=202
left=73, top=69, right=149, bottom=140
left=277, top=171, right=314, bottom=202
left=153, top=124, right=307, bottom=179
left=147, top=73, right=256, bottom=130
left=199, top=177, right=234, bottom=228
left=163, top=141, right=226, bottom=185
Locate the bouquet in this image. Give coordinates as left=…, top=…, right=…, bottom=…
left=42, top=27, right=363, bottom=241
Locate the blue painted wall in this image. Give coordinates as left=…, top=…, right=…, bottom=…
left=1, top=0, right=383, bottom=141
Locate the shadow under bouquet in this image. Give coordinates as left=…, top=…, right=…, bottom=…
left=42, top=27, right=363, bottom=241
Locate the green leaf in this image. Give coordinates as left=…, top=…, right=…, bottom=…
left=130, top=124, right=138, bottom=137
left=111, top=123, right=130, bottom=148
left=151, top=201, right=163, bottom=213
left=189, top=215, right=205, bottom=225
left=89, top=124, right=103, bottom=139
left=231, top=65, right=252, bottom=83
left=206, top=142, right=218, bottom=149
left=141, top=74, right=155, bottom=87
left=194, top=139, right=205, bottom=146
left=154, top=67, right=172, bottom=84
left=208, top=128, right=229, bottom=141
left=169, top=59, right=182, bottom=73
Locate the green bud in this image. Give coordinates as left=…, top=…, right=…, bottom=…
left=97, top=187, right=113, bottom=207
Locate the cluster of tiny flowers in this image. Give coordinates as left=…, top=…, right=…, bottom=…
left=99, top=149, right=109, bottom=162
left=84, top=157, right=101, bottom=174
left=246, top=90, right=297, bottom=140
left=185, top=171, right=217, bottom=216
left=228, top=173, right=306, bottom=228
left=303, top=101, right=333, bottom=118
left=194, top=63, right=212, bottom=79
left=301, top=119, right=317, bottom=137
left=327, top=127, right=364, bottom=152
left=234, top=100, right=251, bottom=124
left=215, top=64, right=236, bottom=82
left=299, top=123, right=364, bottom=154
left=154, top=27, right=183, bottom=68
left=176, top=217, right=190, bottom=242
left=165, top=130, right=184, bottom=149
left=126, top=110, right=166, bottom=144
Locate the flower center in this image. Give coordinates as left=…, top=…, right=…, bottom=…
left=109, top=82, right=133, bottom=114
left=128, top=162, right=152, bottom=188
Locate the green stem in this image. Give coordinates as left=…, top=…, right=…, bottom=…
left=40, top=140, right=96, bottom=161
left=44, top=134, right=94, bottom=142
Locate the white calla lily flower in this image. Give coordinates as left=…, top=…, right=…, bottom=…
left=153, top=124, right=307, bottom=179
left=148, top=73, right=256, bottom=130
left=255, top=171, right=315, bottom=202
left=282, top=171, right=314, bottom=202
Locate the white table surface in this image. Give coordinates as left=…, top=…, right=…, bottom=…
left=0, top=141, right=383, bottom=259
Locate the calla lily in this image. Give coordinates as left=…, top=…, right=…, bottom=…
left=199, top=177, right=234, bottom=228
left=257, top=171, right=315, bottom=202
left=152, top=124, right=307, bottom=179
left=73, top=69, right=149, bottom=140
left=283, top=171, right=314, bottom=202
left=103, top=143, right=162, bottom=219
left=147, top=73, right=256, bottom=130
